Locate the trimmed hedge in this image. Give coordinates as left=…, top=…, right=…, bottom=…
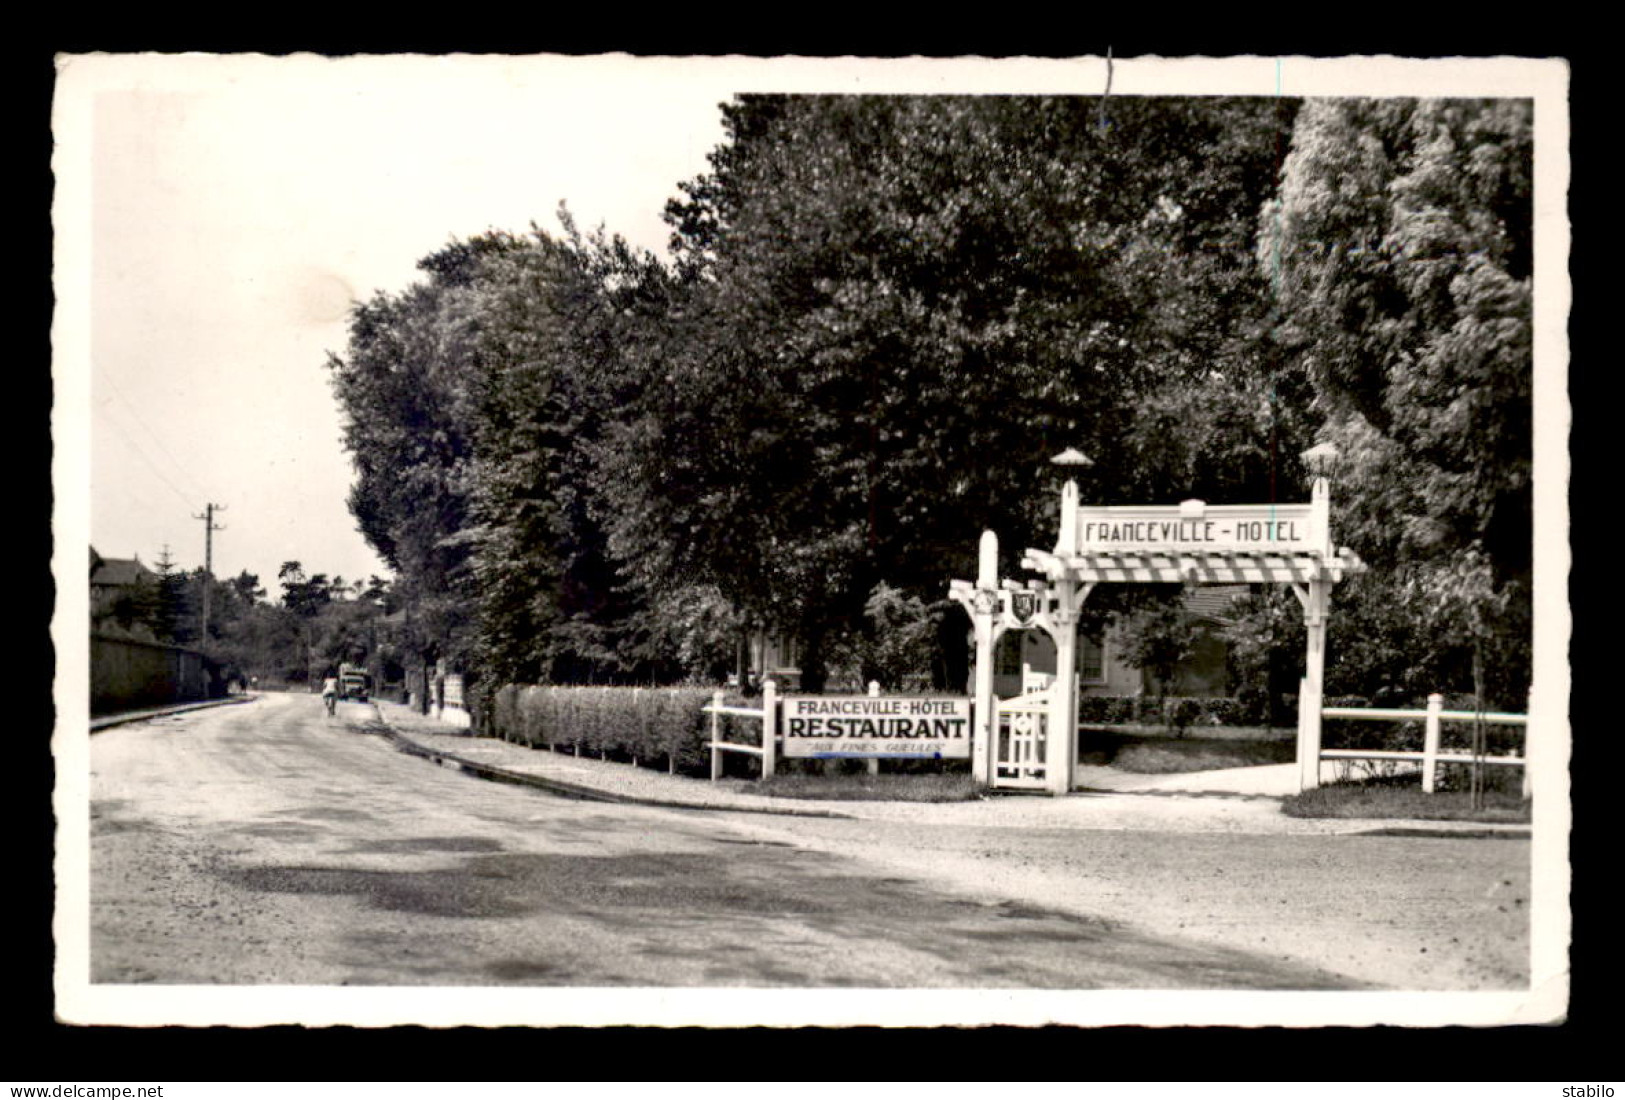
left=488, top=684, right=724, bottom=776
left=484, top=685, right=1332, bottom=775
left=1075, top=695, right=1257, bottom=730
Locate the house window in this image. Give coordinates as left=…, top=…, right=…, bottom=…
left=1078, top=635, right=1105, bottom=684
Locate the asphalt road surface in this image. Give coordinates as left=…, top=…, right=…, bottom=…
left=86, top=693, right=1392, bottom=990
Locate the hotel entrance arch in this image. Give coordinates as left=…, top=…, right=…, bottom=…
left=949, top=449, right=1364, bottom=794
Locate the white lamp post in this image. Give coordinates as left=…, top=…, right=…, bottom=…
left=1052, top=447, right=1092, bottom=557
left=1045, top=449, right=1093, bottom=795
left=1295, top=441, right=1340, bottom=791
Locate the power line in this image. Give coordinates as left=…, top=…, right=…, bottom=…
left=100, top=413, right=200, bottom=511
left=96, top=372, right=210, bottom=501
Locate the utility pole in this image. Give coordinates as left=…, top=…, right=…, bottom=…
left=153, top=544, right=178, bottom=643
left=192, top=503, right=227, bottom=642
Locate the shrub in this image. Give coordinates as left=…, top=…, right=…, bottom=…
left=1234, top=683, right=1270, bottom=725
left=1432, top=760, right=1525, bottom=796
left=1319, top=696, right=1417, bottom=753
left=1167, top=698, right=1196, bottom=733
left=1077, top=695, right=1251, bottom=730
left=484, top=683, right=719, bottom=775
left=1078, top=696, right=1135, bottom=725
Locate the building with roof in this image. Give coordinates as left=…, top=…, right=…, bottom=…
left=89, top=546, right=226, bottom=712
left=746, top=585, right=1250, bottom=699
left=90, top=545, right=159, bottom=635
left=994, top=585, right=1248, bottom=699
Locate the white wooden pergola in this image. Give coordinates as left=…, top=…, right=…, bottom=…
left=949, top=448, right=1365, bottom=795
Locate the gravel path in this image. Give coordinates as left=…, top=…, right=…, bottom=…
left=370, top=701, right=1535, bottom=991
left=83, top=695, right=1377, bottom=1001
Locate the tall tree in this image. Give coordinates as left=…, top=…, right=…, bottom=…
left=1261, top=97, right=1533, bottom=706
left=467, top=217, right=670, bottom=685
left=327, top=233, right=528, bottom=673
left=625, top=94, right=1300, bottom=684
left=151, top=546, right=193, bottom=645
left=277, top=561, right=332, bottom=619
left=228, top=570, right=266, bottom=607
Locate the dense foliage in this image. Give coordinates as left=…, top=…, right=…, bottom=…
left=323, top=94, right=1535, bottom=714
left=1262, top=98, right=1534, bottom=708
left=92, top=552, right=396, bottom=689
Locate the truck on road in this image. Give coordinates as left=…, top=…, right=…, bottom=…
left=338, top=663, right=371, bottom=702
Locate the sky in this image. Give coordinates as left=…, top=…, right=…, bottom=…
left=60, top=51, right=1160, bottom=601
left=66, top=54, right=747, bottom=597
left=54, top=53, right=1569, bottom=610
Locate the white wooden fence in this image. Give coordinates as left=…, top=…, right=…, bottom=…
left=1319, top=691, right=1531, bottom=796
left=702, top=680, right=895, bottom=781
left=704, top=679, right=779, bottom=780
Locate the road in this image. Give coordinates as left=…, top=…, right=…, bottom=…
left=712, top=812, right=1531, bottom=992
left=86, top=692, right=1395, bottom=990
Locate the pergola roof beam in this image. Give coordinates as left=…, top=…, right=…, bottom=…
left=1021, top=546, right=1364, bottom=586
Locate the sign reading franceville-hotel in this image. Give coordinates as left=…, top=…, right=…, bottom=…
left=1072, top=501, right=1327, bottom=556
left=781, top=696, right=972, bottom=759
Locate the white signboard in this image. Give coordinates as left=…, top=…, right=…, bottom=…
left=1071, top=501, right=1326, bottom=556
left=781, top=696, right=972, bottom=759
left=442, top=674, right=464, bottom=707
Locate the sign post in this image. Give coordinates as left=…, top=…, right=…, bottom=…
left=1289, top=467, right=1335, bottom=790
left=1044, top=453, right=1088, bottom=796
left=950, top=529, right=1003, bottom=785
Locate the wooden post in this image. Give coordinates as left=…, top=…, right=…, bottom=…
left=710, top=690, right=724, bottom=781
left=1522, top=684, right=1534, bottom=800
left=1295, top=576, right=1330, bottom=793
left=866, top=680, right=881, bottom=775
left=1294, top=472, right=1336, bottom=793
left=971, top=530, right=999, bottom=786
left=761, top=678, right=778, bottom=780
left=1422, top=692, right=1444, bottom=794
left=669, top=688, right=679, bottom=774
left=1049, top=580, right=1079, bottom=797
left=1296, top=676, right=1322, bottom=791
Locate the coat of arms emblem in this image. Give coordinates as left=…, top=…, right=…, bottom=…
left=1010, top=590, right=1038, bottom=624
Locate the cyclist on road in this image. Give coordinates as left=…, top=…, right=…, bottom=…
left=320, top=673, right=339, bottom=716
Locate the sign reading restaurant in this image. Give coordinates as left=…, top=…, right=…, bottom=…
left=781, top=696, right=972, bottom=759
left=1072, top=501, right=1328, bottom=556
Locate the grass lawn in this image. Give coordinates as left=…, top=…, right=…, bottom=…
left=737, top=728, right=1296, bottom=799
left=1079, top=729, right=1296, bottom=774
left=743, top=772, right=984, bottom=802
left=1282, top=773, right=1531, bottom=823
left=741, top=727, right=1295, bottom=799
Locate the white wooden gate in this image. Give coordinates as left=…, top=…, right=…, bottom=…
left=994, top=685, right=1054, bottom=789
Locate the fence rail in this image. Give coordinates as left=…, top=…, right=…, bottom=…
left=1319, top=692, right=1530, bottom=796
left=703, top=680, right=778, bottom=780
left=701, top=680, right=900, bottom=781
